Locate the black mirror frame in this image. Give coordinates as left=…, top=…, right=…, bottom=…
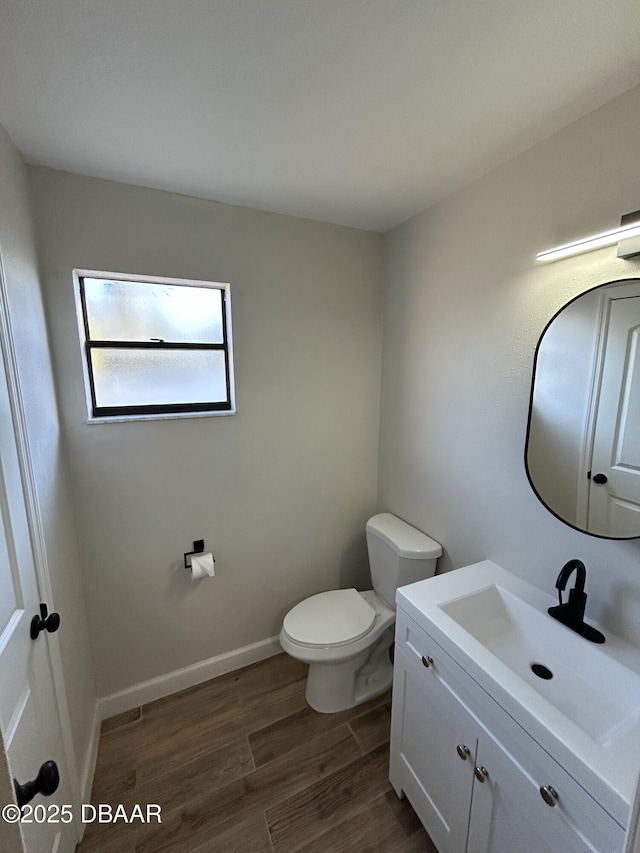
left=524, top=277, right=640, bottom=540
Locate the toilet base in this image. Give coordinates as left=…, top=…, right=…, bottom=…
left=304, top=627, right=395, bottom=713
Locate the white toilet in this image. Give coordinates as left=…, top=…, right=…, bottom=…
left=279, top=513, right=442, bottom=713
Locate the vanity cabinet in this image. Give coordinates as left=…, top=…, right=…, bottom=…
left=390, top=608, right=625, bottom=853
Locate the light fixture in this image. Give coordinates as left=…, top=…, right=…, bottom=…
left=537, top=211, right=640, bottom=262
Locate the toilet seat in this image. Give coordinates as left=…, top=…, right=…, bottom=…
left=283, top=589, right=376, bottom=647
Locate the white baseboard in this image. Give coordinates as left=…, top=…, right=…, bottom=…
left=96, top=635, right=282, bottom=722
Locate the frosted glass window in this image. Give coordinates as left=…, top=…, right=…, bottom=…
left=92, top=350, right=228, bottom=409
left=83, top=278, right=223, bottom=343
left=76, top=271, right=234, bottom=418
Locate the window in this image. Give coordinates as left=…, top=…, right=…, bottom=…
left=75, top=270, right=235, bottom=420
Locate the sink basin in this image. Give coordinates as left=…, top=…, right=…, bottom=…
left=439, top=583, right=640, bottom=745
left=397, top=560, right=640, bottom=825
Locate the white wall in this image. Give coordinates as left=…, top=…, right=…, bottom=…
left=29, top=168, right=383, bottom=697
left=0, top=127, right=96, bottom=781
left=379, top=83, right=640, bottom=646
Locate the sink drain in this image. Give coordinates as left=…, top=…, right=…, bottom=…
left=531, top=663, right=553, bottom=680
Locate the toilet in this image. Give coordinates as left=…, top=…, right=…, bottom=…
left=279, top=513, right=442, bottom=713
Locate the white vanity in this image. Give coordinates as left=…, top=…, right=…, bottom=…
left=389, top=561, right=640, bottom=853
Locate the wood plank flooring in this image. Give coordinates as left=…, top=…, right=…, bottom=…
left=77, top=653, right=438, bottom=853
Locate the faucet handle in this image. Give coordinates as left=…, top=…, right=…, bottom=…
left=555, top=559, right=586, bottom=592
left=549, top=560, right=605, bottom=644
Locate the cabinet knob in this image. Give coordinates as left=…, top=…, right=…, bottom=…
left=421, top=655, right=434, bottom=668
left=539, top=785, right=559, bottom=807
left=474, top=766, right=489, bottom=782
left=456, top=744, right=470, bottom=760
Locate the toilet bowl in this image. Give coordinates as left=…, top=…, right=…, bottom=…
left=280, top=588, right=395, bottom=712
left=279, top=513, right=442, bottom=713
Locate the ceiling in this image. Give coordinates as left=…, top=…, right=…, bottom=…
left=1, top=1, right=640, bottom=232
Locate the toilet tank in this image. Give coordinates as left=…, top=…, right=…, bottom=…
left=365, top=513, right=442, bottom=609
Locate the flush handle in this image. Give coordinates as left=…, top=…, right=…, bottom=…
left=421, top=655, right=434, bottom=668
left=540, top=785, right=559, bottom=807
left=456, top=744, right=470, bottom=760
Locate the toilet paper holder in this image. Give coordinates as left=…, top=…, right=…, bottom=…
left=184, top=539, right=210, bottom=569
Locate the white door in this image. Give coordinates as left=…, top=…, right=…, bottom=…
left=466, top=729, right=623, bottom=853
left=588, top=293, right=640, bottom=537
left=0, top=335, right=76, bottom=850
left=389, top=648, right=476, bottom=853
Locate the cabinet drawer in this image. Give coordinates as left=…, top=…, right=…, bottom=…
left=395, top=607, right=482, bottom=714
left=396, top=604, right=440, bottom=667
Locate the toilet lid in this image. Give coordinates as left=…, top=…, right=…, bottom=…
left=283, top=589, right=376, bottom=646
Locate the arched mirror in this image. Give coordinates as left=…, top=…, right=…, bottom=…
left=526, top=278, right=640, bottom=539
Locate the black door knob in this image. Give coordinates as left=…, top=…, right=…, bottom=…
left=14, top=760, right=59, bottom=808
left=30, top=603, right=61, bottom=640
left=592, top=473, right=608, bottom=485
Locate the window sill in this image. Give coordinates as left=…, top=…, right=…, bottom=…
left=85, top=409, right=236, bottom=425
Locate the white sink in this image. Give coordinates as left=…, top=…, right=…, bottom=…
left=396, top=560, right=640, bottom=826
left=440, top=583, right=640, bottom=745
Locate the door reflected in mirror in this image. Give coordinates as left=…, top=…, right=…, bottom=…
left=526, top=278, right=640, bottom=539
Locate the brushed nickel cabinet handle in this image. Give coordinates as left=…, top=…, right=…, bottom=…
left=474, top=766, right=489, bottom=782
left=421, top=655, right=434, bottom=668
left=456, top=744, right=470, bottom=760
left=540, top=785, right=559, bottom=807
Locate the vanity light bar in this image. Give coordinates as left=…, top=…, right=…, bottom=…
left=537, top=219, right=640, bottom=262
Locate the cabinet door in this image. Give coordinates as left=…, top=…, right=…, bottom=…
left=466, top=726, right=625, bottom=853
left=390, top=647, right=476, bottom=853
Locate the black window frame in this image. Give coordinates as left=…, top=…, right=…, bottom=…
left=77, top=273, right=234, bottom=419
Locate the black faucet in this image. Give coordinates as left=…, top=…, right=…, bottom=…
left=547, top=559, right=605, bottom=643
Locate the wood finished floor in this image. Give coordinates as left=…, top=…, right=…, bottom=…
left=77, top=653, right=438, bottom=853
